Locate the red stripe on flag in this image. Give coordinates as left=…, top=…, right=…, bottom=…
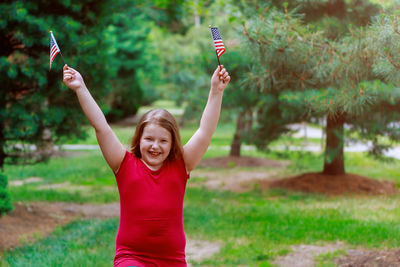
left=51, top=46, right=58, bottom=54
left=50, top=53, right=59, bottom=62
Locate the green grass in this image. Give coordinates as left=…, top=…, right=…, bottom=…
left=183, top=189, right=400, bottom=265
left=3, top=188, right=400, bottom=266
left=5, top=151, right=119, bottom=204
left=5, top=151, right=114, bottom=185
left=1, top=219, right=117, bottom=267
left=3, top=103, right=400, bottom=266
left=315, top=250, right=347, bottom=267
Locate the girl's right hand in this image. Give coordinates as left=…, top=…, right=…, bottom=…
left=63, top=64, right=86, bottom=91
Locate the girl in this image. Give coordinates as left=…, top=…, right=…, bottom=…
left=63, top=64, right=230, bottom=266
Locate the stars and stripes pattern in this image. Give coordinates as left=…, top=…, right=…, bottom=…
left=210, top=27, right=225, bottom=58
left=49, top=31, right=61, bottom=70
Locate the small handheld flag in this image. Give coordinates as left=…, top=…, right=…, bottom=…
left=49, top=31, right=65, bottom=70
left=209, top=26, right=226, bottom=65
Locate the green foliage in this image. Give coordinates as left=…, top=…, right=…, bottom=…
left=342, top=15, right=400, bottom=155
left=103, top=2, right=164, bottom=122
left=240, top=8, right=325, bottom=148
left=236, top=0, right=380, bottom=37
left=0, top=173, right=12, bottom=216
left=237, top=2, right=400, bottom=169
left=154, top=24, right=213, bottom=124
left=0, top=0, right=118, bottom=214
left=0, top=0, right=113, bottom=164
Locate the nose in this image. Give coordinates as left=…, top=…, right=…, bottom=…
left=151, top=141, right=160, bottom=149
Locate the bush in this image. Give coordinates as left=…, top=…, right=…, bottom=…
left=0, top=173, right=13, bottom=216
left=105, top=84, right=143, bottom=122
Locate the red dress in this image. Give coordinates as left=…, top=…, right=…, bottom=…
left=114, top=151, right=189, bottom=267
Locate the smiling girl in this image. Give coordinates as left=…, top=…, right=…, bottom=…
left=63, top=64, right=230, bottom=266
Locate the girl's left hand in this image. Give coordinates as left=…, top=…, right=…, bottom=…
left=211, top=65, right=231, bottom=92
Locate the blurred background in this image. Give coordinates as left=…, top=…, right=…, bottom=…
left=2, top=0, right=400, bottom=266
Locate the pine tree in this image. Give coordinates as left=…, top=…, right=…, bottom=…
left=240, top=6, right=400, bottom=176
left=0, top=0, right=113, bottom=215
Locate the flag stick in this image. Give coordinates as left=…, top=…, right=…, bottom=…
left=215, top=51, right=221, bottom=66
left=59, top=52, right=66, bottom=65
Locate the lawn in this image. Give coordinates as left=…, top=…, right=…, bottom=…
left=2, top=102, right=400, bottom=266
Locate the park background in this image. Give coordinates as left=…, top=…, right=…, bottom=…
left=2, top=0, right=400, bottom=266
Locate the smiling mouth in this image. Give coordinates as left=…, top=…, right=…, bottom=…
left=149, top=151, right=161, bottom=157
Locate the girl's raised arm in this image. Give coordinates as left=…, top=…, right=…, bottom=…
left=63, top=65, right=125, bottom=172
left=183, top=65, right=230, bottom=172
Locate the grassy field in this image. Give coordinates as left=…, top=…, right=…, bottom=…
left=3, top=188, right=400, bottom=266
left=2, top=102, right=400, bottom=266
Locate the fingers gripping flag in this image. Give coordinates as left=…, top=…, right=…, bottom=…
left=49, top=31, right=61, bottom=70
left=210, top=27, right=226, bottom=59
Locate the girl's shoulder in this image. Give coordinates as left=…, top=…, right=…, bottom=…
left=169, top=157, right=190, bottom=179
left=115, top=150, right=140, bottom=175
left=121, top=150, right=137, bottom=163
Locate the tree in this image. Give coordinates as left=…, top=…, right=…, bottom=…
left=240, top=5, right=400, bottom=176
left=220, top=0, right=380, bottom=158
left=240, top=8, right=328, bottom=150
left=0, top=0, right=118, bottom=215
left=102, top=2, right=163, bottom=122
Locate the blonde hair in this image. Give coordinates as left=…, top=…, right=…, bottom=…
left=130, top=108, right=183, bottom=161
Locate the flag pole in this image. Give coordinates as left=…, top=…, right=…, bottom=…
left=59, top=52, right=66, bottom=65
left=215, top=50, right=221, bottom=67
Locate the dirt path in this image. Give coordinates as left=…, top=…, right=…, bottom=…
left=273, top=243, right=345, bottom=267
left=273, top=242, right=400, bottom=267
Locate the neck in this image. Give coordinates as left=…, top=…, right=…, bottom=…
left=140, top=158, right=163, bottom=171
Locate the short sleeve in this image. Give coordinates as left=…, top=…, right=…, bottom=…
left=179, top=158, right=190, bottom=180
left=114, top=151, right=132, bottom=178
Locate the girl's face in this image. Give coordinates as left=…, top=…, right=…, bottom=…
left=140, top=123, right=172, bottom=170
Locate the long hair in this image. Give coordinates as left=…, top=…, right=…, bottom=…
left=130, top=108, right=183, bottom=161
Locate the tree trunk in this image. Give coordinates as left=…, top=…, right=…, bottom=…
left=245, top=110, right=253, bottom=132
left=36, top=99, right=54, bottom=160
left=36, top=127, right=54, bottom=160
left=194, top=0, right=200, bottom=27
left=323, top=113, right=345, bottom=175
left=230, top=111, right=246, bottom=157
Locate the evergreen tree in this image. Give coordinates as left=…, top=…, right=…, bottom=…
left=103, top=1, right=163, bottom=122
left=0, top=0, right=114, bottom=215
left=240, top=6, right=400, bottom=176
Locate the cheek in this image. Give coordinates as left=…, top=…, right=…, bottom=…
left=164, top=143, right=172, bottom=154
left=139, top=140, right=147, bottom=153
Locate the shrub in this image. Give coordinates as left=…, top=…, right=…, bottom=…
left=0, top=173, right=13, bottom=216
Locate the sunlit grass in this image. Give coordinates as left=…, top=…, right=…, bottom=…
left=1, top=219, right=117, bottom=267
left=3, top=189, right=400, bottom=266
left=184, top=189, right=400, bottom=265
left=3, top=99, right=400, bottom=265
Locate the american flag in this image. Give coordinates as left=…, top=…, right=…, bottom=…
left=210, top=27, right=225, bottom=59
left=49, top=31, right=61, bottom=70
